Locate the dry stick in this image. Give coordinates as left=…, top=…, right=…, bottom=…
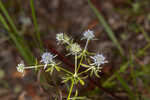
left=45, top=42, right=122, bottom=100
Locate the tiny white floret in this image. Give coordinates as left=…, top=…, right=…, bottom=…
left=16, top=63, right=25, bottom=73
left=90, top=54, right=108, bottom=67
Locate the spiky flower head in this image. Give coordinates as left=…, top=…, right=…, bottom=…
left=90, top=54, right=108, bottom=67
left=69, top=43, right=82, bottom=55
left=56, top=33, right=64, bottom=41
left=16, top=63, right=25, bottom=74
left=41, top=52, right=57, bottom=69
left=56, top=33, right=70, bottom=44
left=82, top=29, right=95, bottom=40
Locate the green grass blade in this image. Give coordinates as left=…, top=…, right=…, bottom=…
left=30, top=0, right=43, bottom=50
left=129, top=50, right=140, bottom=98
left=136, top=43, right=150, bottom=57
left=0, top=1, right=35, bottom=64
left=0, top=1, right=18, bottom=34
left=103, top=61, right=129, bottom=87
left=88, top=0, right=124, bottom=55
left=116, top=73, right=136, bottom=100
left=0, top=14, right=35, bottom=64
left=0, top=1, right=36, bottom=64
left=138, top=25, right=150, bottom=43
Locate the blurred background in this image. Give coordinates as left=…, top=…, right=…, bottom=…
left=0, top=0, right=150, bottom=100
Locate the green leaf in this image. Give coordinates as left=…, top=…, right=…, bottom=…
left=46, top=67, right=52, bottom=72
left=81, top=64, right=90, bottom=68
left=55, top=66, right=60, bottom=72
left=62, top=78, right=70, bottom=83
left=79, top=78, right=85, bottom=86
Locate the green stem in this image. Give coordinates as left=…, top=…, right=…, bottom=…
left=67, top=81, right=74, bottom=100
left=84, top=39, right=89, bottom=51
left=77, top=54, right=84, bottom=73
left=76, top=39, right=89, bottom=72
left=75, top=54, right=78, bottom=74
left=81, top=63, right=91, bottom=68
left=24, top=64, right=55, bottom=69
left=78, top=68, right=91, bottom=76
left=59, top=67, right=73, bottom=75
left=24, top=64, right=45, bottom=69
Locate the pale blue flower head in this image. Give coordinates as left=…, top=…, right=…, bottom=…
left=82, top=29, right=95, bottom=40
left=41, top=52, right=57, bottom=69
left=90, top=54, right=108, bottom=67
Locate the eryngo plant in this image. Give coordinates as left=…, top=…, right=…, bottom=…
left=40, top=52, right=57, bottom=69
left=16, top=29, right=108, bottom=100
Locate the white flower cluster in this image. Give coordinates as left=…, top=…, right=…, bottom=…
left=16, top=29, right=108, bottom=79
left=69, top=43, right=82, bottom=55
left=56, top=32, right=82, bottom=55
left=41, top=52, right=57, bottom=69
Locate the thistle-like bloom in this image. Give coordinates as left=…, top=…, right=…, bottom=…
left=82, top=29, right=95, bottom=40
left=69, top=43, right=82, bottom=55
left=56, top=33, right=70, bottom=44
left=41, top=52, right=57, bottom=69
left=90, top=54, right=108, bottom=67
left=56, top=33, right=64, bottom=42
left=16, top=63, right=25, bottom=74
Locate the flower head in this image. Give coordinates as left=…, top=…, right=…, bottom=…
left=56, top=33, right=70, bottom=44
left=69, top=43, right=82, bottom=55
left=82, top=29, right=95, bottom=40
left=16, top=63, right=25, bottom=74
left=41, top=52, right=57, bottom=69
left=90, top=54, right=108, bottom=67
left=56, top=33, right=64, bottom=42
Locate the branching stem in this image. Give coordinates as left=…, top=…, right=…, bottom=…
left=59, top=67, right=73, bottom=75
left=67, top=80, right=74, bottom=100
